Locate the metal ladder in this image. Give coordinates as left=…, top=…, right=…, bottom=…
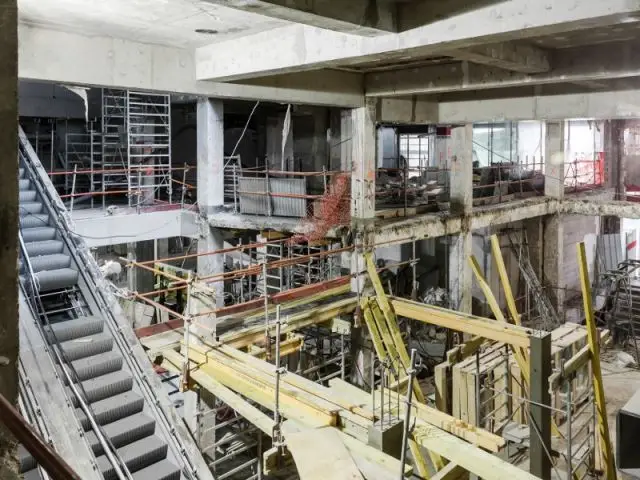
left=507, top=231, right=561, bottom=330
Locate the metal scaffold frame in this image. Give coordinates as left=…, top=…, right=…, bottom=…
left=127, top=90, right=172, bottom=207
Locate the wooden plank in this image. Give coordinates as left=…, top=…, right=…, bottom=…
left=412, top=423, right=539, bottom=480
left=489, top=235, right=521, bottom=326
left=432, top=462, right=469, bottom=480
left=283, top=427, right=364, bottom=480
left=217, top=344, right=375, bottom=421
left=161, top=349, right=276, bottom=436
left=576, top=242, right=617, bottom=480
left=391, top=298, right=532, bottom=349
left=434, top=363, right=450, bottom=414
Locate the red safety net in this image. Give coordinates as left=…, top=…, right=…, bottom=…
left=289, top=173, right=351, bottom=244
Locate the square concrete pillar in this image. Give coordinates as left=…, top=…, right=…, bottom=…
left=449, top=124, right=473, bottom=215
left=350, top=98, right=377, bottom=223
left=449, top=232, right=472, bottom=314
left=197, top=98, right=224, bottom=215
left=544, top=121, right=565, bottom=200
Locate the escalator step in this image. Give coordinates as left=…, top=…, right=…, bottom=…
left=19, top=202, right=43, bottom=214
left=25, top=240, right=64, bottom=256
left=97, top=435, right=168, bottom=480
left=67, top=369, right=133, bottom=407
left=59, top=331, right=113, bottom=362
left=76, top=391, right=144, bottom=430
left=19, top=214, right=49, bottom=229
left=65, top=351, right=123, bottom=382
left=131, top=459, right=181, bottom=480
left=19, top=179, right=30, bottom=190
left=18, top=444, right=36, bottom=472
left=22, top=227, right=56, bottom=243
left=30, top=253, right=72, bottom=273
left=35, top=268, right=78, bottom=292
left=19, top=190, right=37, bottom=202
left=47, top=316, right=104, bottom=343
left=19, top=167, right=25, bottom=178
left=21, top=468, right=44, bottom=480
left=86, top=412, right=156, bottom=456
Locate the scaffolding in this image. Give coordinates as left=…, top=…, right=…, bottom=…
left=127, top=90, right=172, bottom=206
left=64, top=125, right=102, bottom=206
left=101, top=88, right=128, bottom=207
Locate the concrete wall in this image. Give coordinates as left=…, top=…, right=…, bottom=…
left=19, top=80, right=86, bottom=119
left=562, top=215, right=600, bottom=296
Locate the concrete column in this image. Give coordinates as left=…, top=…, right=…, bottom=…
left=449, top=233, right=472, bottom=314
left=0, top=1, right=19, bottom=477
left=603, top=119, right=625, bottom=233
left=449, top=124, right=473, bottom=215
left=196, top=98, right=224, bottom=215
left=540, top=122, right=566, bottom=316
left=544, top=121, right=565, bottom=200
left=448, top=125, right=473, bottom=313
left=543, top=214, right=564, bottom=317
left=350, top=98, right=377, bottom=223
left=197, top=98, right=225, bottom=315
left=127, top=243, right=137, bottom=292
left=197, top=225, right=224, bottom=309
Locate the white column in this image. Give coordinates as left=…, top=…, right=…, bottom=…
left=196, top=98, right=225, bottom=316
left=448, top=125, right=473, bottom=313
left=197, top=98, right=224, bottom=214
left=350, top=98, right=377, bottom=223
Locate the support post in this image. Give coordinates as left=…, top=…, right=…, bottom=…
left=197, top=98, right=224, bottom=214
left=529, top=331, right=552, bottom=480
left=544, top=121, right=565, bottom=200
left=0, top=0, right=19, bottom=477
left=448, top=125, right=473, bottom=314
left=449, top=232, right=472, bottom=313
left=197, top=97, right=225, bottom=313
left=350, top=97, right=377, bottom=224
left=197, top=226, right=225, bottom=310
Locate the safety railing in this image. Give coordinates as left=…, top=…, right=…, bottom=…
left=472, top=156, right=545, bottom=207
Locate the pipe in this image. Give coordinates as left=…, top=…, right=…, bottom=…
left=0, top=393, right=81, bottom=480
left=399, top=349, right=417, bottom=479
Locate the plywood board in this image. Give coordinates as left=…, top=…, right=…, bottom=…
left=283, top=427, right=364, bottom=480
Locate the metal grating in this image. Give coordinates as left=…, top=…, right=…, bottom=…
left=238, top=177, right=307, bottom=217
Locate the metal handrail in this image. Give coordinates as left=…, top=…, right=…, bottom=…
left=18, top=232, right=132, bottom=480
left=0, top=391, right=80, bottom=480
left=19, top=127, right=201, bottom=478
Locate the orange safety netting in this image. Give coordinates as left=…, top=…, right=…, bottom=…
left=289, top=173, right=351, bottom=244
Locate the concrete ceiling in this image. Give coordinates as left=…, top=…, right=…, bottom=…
left=18, top=0, right=290, bottom=48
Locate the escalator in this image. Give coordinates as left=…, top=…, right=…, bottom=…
left=17, top=127, right=213, bottom=480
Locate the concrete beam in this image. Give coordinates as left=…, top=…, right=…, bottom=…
left=70, top=208, right=198, bottom=247
left=449, top=42, right=550, bottom=74
left=437, top=88, right=640, bottom=122
left=372, top=197, right=560, bottom=246
left=18, top=25, right=363, bottom=108
left=202, top=0, right=396, bottom=36
left=196, top=1, right=640, bottom=80
left=366, top=43, right=640, bottom=97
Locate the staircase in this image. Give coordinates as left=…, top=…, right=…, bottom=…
left=17, top=128, right=211, bottom=480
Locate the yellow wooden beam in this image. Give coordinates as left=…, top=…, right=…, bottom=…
left=391, top=298, right=532, bottom=348
left=489, top=235, right=521, bottom=326
left=577, top=242, right=617, bottom=480
left=162, top=349, right=276, bottom=436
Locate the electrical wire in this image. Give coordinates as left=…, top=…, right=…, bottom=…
left=227, top=100, right=260, bottom=164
